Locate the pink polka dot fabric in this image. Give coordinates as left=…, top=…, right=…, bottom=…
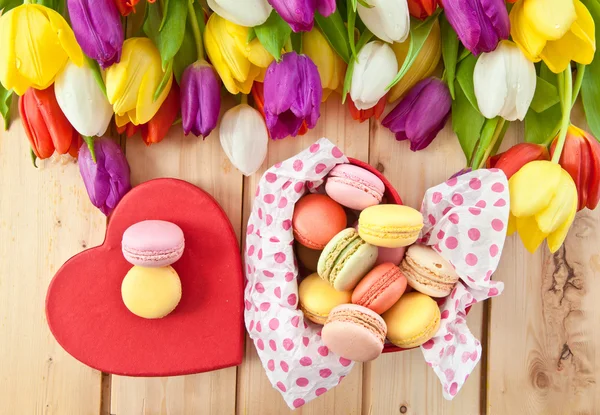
left=245, top=139, right=352, bottom=409
left=418, top=169, right=509, bottom=400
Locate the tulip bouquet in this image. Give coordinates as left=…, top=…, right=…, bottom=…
left=0, top=0, right=600, bottom=255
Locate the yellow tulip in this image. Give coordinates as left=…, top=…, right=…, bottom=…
left=204, top=14, right=273, bottom=95
left=510, top=0, right=596, bottom=73
left=508, top=160, right=578, bottom=253
left=388, top=20, right=441, bottom=103
left=105, top=38, right=173, bottom=127
left=0, top=4, right=83, bottom=96
left=303, top=27, right=346, bottom=101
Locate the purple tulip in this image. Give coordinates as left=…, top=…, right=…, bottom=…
left=442, top=0, right=509, bottom=55
left=382, top=78, right=451, bottom=152
left=263, top=52, right=322, bottom=139
left=68, top=0, right=124, bottom=68
left=268, top=0, right=336, bottom=32
left=79, top=137, right=131, bottom=216
left=181, top=60, right=221, bottom=138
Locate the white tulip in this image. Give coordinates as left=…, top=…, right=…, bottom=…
left=220, top=104, right=268, bottom=176
left=54, top=60, right=112, bottom=137
left=473, top=41, right=537, bottom=122
left=350, top=41, right=398, bottom=110
left=358, top=0, right=410, bottom=43
left=207, top=0, right=272, bottom=27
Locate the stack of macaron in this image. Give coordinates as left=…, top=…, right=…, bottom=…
left=121, top=220, right=185, bottom=319
left=293, top=163, right=460, bottom=362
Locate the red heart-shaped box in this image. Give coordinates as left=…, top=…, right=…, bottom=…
left=46, top=178, right=244, bottom=376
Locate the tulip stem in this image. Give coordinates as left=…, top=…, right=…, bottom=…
left=572, top=64, right=585, bottom=109
left=188, top=0, right=204, bottom=60
left=477, top=119, right=506, bottom=169
left=551, top=68, right=573, bottom=164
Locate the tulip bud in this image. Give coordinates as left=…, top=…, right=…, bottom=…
left=79, top=137, right=131, bottom=216
left=382, top=77, right=451, bottom=151
left=473, top=41, right=536, bottom=121
left=0, top=5, right=84, bottom=95
left=509, top=160, right=577, bottom=253
left=443, top=0, right=509, bottom=55
left=486, top=143, right=550, bottom=180
left=350, top=41, right=398, bottom=110
left=140, top=83, right=180, bottom=146
left=550, top=125, right=600, bottom=211
left=67, top=0, right=124, bottom=69
left=408, top=0, right=438, bottom=19
left=54, top=60, right=113, bottom=138
left=251, top=82, right=309, bottom=137
left=268, top=0, right=336, bottom=32
left=220, top=104, right=269, bottom=176
left=19, top=85, right=80, bottom=160
left=348, top=96, right=386, bottom=123
left=263, top=52, right=322, bottom=139
left=208, top=0, right=272, bottom=27
left=180, top=61, right=221, bottom=138
left=358, top=0, right=410, bottom=43
left=389, top=20, right=441, bottom=102
left=303, top=27, right=347, bottom=101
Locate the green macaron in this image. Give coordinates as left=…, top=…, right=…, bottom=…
left=317, top=228, right=378, bottom=291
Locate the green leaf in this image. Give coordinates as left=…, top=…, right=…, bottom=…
left=456, top=54, right=478, bottom=111
left=440, top=13, right=459, bottom=99
left=342, top=29, right=374, bottom=103
left=159, top=0, right=171, bottom=31
left=173, top=25, right=198, bottom=84
left=255, top=10, right=292, bottom=61
left=347, top=0, right=357, bottom=59
left=0, top=85, right=13, bottom=131
left=0, top=0, right=21, bottom=13
left=452, top=80, right=485, bottom=163
left=581, top=0, right=600, bottom=139
left=357, top=0, right=373, bottom=7
left=524, top=103, right=561, bottom=145
left=291, top=31, right=303, bottom=54
left=85, top=56, right=107, bottom=98
left=386, top=10, right=441, bottom=89
left=154, top=59, right=173, bottom=102
left=351, top=0, right=357, bottom=10
left=530, top=76, right=560, bottom=113
left=144, top=1, right=189, bottom=70
left=248, top=28, right=257, bottom=43
left=315, top=9, right=351, bottom=64
left=470, top=117, right=501, bottom=169
left=32, top=0, right=64, bottom=14
left=458, top=47, right=471, bottom=62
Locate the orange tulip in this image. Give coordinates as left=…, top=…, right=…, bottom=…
left=550, top=125, right=600, bottom=211
left=487, top=143, right=550, bottom=179
left=408, top=0, right=438, bottom=19
left=347, top=96, right=386, bottom=123
left=251, top=82, right=308, bottom=137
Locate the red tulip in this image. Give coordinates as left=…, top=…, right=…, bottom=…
left=550, top=125, right=600, bottom=211
left=348, top=96, right=386, bottom=123
left=408, top=0, right=438, bottom=19
left=113, top=0, right=155, bottom=16
left=486, top=143, right=549, bottom=179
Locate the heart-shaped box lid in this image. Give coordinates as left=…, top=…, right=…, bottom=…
left=46, top=178, right=244, bottom=376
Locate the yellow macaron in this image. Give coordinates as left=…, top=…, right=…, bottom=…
left=382, top=292, right=440, bottom=348
left=299, top=273, right=352, bottom=324
left=121, top=265, right=182, bottom=319
left=358, top=205, right=424, bottom=248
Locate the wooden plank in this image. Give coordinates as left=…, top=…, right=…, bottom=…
left=0, top=121, right=105, bottom=414
left=111, top=112, right=243, bottom=414
left=487, top=107, right=600, bottom=414
left=236, top=97, right=369, bottom=414
left=366, top=119, right=484, bottom=414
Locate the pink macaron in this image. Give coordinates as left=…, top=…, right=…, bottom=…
left=122, top=220, right=185, bottom=267
left=322, top=304, right=387, bottom=362
left=325, top=164, right=385, bottom=210
left=352, top=263, right=408, bottom=314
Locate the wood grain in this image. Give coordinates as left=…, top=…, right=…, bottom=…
left=367, top=114, right=484, bottom=415
left=237, top=97, right=369, bottom=414
left=487, top=107, right=600, bottom=415
left=111, top=114, right=242, bottom=414
left=0, top=116, right=105, bottom=415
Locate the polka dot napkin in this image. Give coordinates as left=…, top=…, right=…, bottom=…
left=418, top=168, right=509, bottom=400
left=245, top=138, right=352, bottom=409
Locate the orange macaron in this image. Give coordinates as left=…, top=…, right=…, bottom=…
left=292, top=194, right=347, bottom=250
left=351, top=263, right=408, bottom=314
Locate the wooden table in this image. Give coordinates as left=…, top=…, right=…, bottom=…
left=1, top=97, right=599, bottom=415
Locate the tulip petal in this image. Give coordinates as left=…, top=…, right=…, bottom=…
left=535, top=169, right=578, bottom=234
left=584, top=132, right=600, bottom=210
left=547, top=195, right=577, bottom=253
left=516, top=215, right=548, bottom=253
left=509, top=0, right=546, bottom=62
left=522, top=0, right=576, bottom=41
left=268, top=0, right=316, bottom=32
left=135, top=67, right=173, bottom=125
left=207, top=0, right=273, bottom=27
left=474, top=43, right=508, bottom=119
left=357, top=0, right=410, bottom=43
left=509, top=160, right=562, bottom=218
left=507, top=212, right=517, bottom=235
left=43, top=5, right=84, bottom=67
left=350, top=41, right=398, bottom=110
left=317, top=0, right=336, bottom=17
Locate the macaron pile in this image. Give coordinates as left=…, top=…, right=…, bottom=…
left=121, top=220, right=185, bottom=319
left=293, top=163, right=460, bottom=362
